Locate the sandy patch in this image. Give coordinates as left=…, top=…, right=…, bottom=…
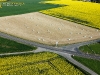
left=0, top=12, right=100, bottom=45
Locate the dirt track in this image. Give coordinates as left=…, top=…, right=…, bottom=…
left=0, top=12, right=100, bottom=45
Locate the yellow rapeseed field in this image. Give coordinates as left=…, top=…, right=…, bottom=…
left=0, top=0, right=7, bottom=2
left=41, top=0, right=100, bottom=29
left=0, top=0, right=7, bottom=8
left=0, top=52, right=84, bottom=75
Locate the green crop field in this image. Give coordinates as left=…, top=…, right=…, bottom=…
left=40, top=0, right=100, bottom=29
left=0, top=52, right=85, bottom=75
left=0, top=37, right=36, bottom=53
left=73, top=56, right=100, bottom=75
left=79, top=43, right=100, bottom=55
left=0, top=0, right=61, bottom=17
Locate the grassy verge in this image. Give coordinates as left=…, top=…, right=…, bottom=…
left=72, top=56, right=100, bottom=75
left=0, top=0, right=61, bottom=17
left=0, top=52, right=85, bottom=75
left=40, top=0, right=100, bottom=29
left=0, top=37, right=37, bottom=53
left=79, top=43, right=100, bottom=55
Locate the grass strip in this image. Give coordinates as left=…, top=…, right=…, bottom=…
left=72, top=56, right=100, bottom=75
left=0, top=37, right=37, bottom=53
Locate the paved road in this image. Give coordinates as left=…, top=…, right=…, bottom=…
left=0, top=32, right=100, bottom=60
left=60, top=39, right=100, bottom=52
left=0, top=32, right=100, bottom=75
left=34, top=47, right=98, bottom=75
left=0, top=47, right=98, bottom=75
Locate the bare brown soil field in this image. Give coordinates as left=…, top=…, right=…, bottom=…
left=0, top=12, right=100, bottom=45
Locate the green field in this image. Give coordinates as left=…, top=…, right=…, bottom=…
left=0, top=37, right=37, bottom=53
left=0, top=52, right=85, bottom=75
left=73, top=56, right=100, bottom=75
left=0, top=0, right=61, bottom=17
left=79, top=43, right=100, bottom=55
left=41, top=0, right=100, bottom=29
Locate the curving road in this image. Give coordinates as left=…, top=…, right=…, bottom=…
left=0, top=32, right=100, bottom=75
left=0, top=32, right=100, bottom=60
left=0, top=47, right=98, bottom=75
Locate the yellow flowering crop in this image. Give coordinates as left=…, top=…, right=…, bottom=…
left=0, top=52, right=84, bottom=75
left=40, top=0, right=100, bottom=29
left=0, top=0, right=7, bottom=2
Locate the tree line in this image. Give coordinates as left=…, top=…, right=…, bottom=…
left=90, top=0, right=100, bottom=3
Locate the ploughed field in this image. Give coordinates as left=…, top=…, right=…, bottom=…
left=0, top=12, right=100, bottom=45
